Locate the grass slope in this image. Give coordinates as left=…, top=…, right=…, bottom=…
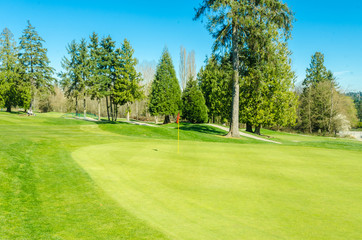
left=0, top=112, right=168, bottom=240
left=1, top=112, right=361, bottom=239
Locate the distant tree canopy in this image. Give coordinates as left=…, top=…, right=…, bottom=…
left=149, top=48, right=181, bottom=124
left=346, top=92, right=362, bottom=123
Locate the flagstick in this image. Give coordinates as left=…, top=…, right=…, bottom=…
left=177, top=120, right=180, bottom=154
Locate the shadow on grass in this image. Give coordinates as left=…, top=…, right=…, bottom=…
left=0, top=110, right=25, bottom=115
left=95, top=120, right=130, bottom=125
left=179, top=123, right=226, bottom=136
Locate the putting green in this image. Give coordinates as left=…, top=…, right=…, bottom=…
left=73, top=140, right=362, bottom=240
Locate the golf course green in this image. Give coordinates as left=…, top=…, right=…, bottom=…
left=1, top=112, right=361, bottom=239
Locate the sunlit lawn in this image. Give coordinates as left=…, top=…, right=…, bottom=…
left=1, top=112, right=361, bottom=239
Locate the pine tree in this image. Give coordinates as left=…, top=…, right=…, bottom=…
left=78, top=38, right=90, bottom=118
left=198, top=54, right=232, bottom=123
left=88, top=32, right=103, bottom=120
left=0, top=28, right=18, bottom=112
left=303, top=52, right=328, bottom=86
left=0, top=28, right=30, bottom=112
left=113, top=39, right=143, bottom=121
left=194, top=0, right=294, bottom=137
left=60, top=38, right=89, bottom=117
left=60, top=40, right=81, bottom=115
left=182, top=78, right=208, bottom=123
left=240, top=28, right=298, bottom=134
left=299, top=52, right=337, bottom=134
left=99, top=36, right=116, bottom=121
left=149, top=48, right=181, bottom=124
left=18, top=21, right=54, bottom=111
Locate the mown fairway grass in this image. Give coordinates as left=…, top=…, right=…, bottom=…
left=1, top=112, right=361, bottom=239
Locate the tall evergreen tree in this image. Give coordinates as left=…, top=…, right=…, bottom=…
left=60, top=41, right=76, bottom=114
left=0, top=28, right=18, bottom=112
left=149, top=48, right=181, bottom=124
left=78, top=38, right=90, bottom=118
left=194, top=0, right=294, bottom=137
left=18, top=21, right=54, bottom=111
left=60, top=39, right=89, bottom=116
left=88, top=32, right=103, bottom=120
left=0, top=28, right=30, bottom=112
left=198, top=54, right=232, bottom=123
left=303, top=52, right=328, bottom=86
left=240, top=27, right=297, bottom=134
left=99, top=36, right=116, bottom=121
left=297, top=52, right=351, bottom=134
left=113, top=39, right=143, bottom=121
left=300, top=52, right=330, bottom=132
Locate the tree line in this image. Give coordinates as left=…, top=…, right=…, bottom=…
left=195, top=50, right=358, bottom=135
left=59, top=33, right=142, bottom=121
left=146, top=0, right=359, bottom=134
left=1, top=1, right=360, bottom=136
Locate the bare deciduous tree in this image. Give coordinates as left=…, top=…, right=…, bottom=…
left=179, top=46, right=187, bottom=91
left=186, top=50, right=196, bottom=81
left=180, top=46, right=196, bottom=91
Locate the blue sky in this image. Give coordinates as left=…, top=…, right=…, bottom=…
left=0, top=0, right=361, bottom=91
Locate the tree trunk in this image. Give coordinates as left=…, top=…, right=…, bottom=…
left=136, top=101, right=139, bottom=120
left=83, top=97, right=86, bottom=120
left=226, top=21, right=240, bottom=138
left=29, top=96, right=35, bottom=112
left=308, top=87, right=312, bottom=133
left=75, top=96, right=78, bottom=116
left=126, top=103, right=130, bottom=121
left=254, top=124, right=261, bottom=135
left=97, top=99, right=101, bottom=121
left=328, top=82, right=334, bottom=134
left=114, top=104, right=118, bottom=122
left=106, top=96, right=110, bottom=121
left=6, top=105, right=11, bottom=112
left=155, top=116, right=158, bottom=124
left=110, top=96, right=113, bottom=121
left=246, top=122, right=253, bottom=133
left=163, top=115, right=171, bottom=124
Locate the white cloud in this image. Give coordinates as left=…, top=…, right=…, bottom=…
left=334, top=71, right=352, bottom=77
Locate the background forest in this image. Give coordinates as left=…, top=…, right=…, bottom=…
left=0, top=18, right=360, bottom=135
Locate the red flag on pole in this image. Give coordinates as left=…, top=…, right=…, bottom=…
left=176, top=112, right=180, bottom=124
left=177, top=112, right=180, bottom=153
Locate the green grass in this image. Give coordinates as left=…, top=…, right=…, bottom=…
left=1, top=112, right=361, bottom=239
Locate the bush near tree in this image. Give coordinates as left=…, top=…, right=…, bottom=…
left=181, top=78, right=208, bottom=123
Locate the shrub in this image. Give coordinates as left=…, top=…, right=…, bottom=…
left=181, top=79, right=208, bottom=123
